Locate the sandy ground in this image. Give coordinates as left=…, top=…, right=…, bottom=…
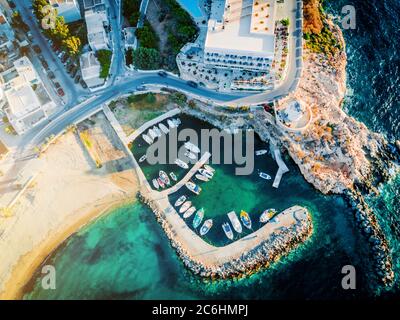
left=0, top=116, right=139, bottom=300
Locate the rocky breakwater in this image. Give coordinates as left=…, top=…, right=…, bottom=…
left=138, top=192, right=312, bottom=280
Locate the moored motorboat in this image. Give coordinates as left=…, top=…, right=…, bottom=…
left=179, top=201, right=192, bottom=214
left=159, top=123, right=169, bottom=134
left=222, top=222, right=234, bottom=240
left=148, top=129, right=157, bottom=140
left=200, top=219, right=213, bottom=236
left=240, top=210, right=252, bottom=229
left=169, top=172, right=177, bottom=181
left=184, top=142, right=200, bottom=154
left=173, top=118, right=181, bottom=126
left=183, top=206, right=196, bottom=219
left=175, top=158, right=189, bottom=169
left=227, top=211, right=242, bottom=233
left=255, top=149, right=268, bottom=156
left=152, top=179, right=159, bottom=190
left=185, top=181, right=201, bottom=195
left=260, top=208, right=277, bottom=223
left=192, top=208, right=204, bottom=228
left=174, top=195, right=187, bottom=207
left=138, top=155, right=147, bottom=163
left=153, top=126, right=162, bottom=137
left=199, top=168, right=213, bottom=179
left=142, top=133, right=153, bottom=145
left=203, top=164, right=215, bottom=173
left=195, top=174, right=209, bottom=182
left=167, top=119, right=176, bottom=128
left=259, top=172, right=272, bottom=180
left=157, top=177, right=165, bottom=188
left=184, top=150, right=197, bottom=160
left=159, top=170, right=170, bottom=185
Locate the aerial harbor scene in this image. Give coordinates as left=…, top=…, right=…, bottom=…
left=0, top=0, right=399, bottom=304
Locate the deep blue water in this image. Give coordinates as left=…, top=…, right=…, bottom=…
left=24, top=0, right=400, bottom=299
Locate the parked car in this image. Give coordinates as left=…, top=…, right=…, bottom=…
left=80, top=80, right=88, bottom=89
left=7, top=1, right=16, bottom=9
left=33, top=45, right=41, bottom=54
left=158, top=71, right=168, bottom=77
left=71, top=68, right=78, bottom=78
left=47, top=71, right=55, bottom=79
left=57, top=88, right=65, bottom=97
left=54, top=82, right=61, bottom=89
left=187, top=81, right=198, bottom=88
left=74, top=75, right=81, bottom=84
left=61, top=55, right=68, bottom=64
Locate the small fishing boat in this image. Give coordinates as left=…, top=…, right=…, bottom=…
left=152, top=179, right=159, bottom=190
left=260, top=208, right=277, bottom=223
left=184, top=142, right=200, bottom=154
left=255, top=149, right=268, bottom=156
left=240, top=210, right=252, bottom=230
left=195, top=174, right=209, bottom=182
left=227, top=211, right=242, bottom=233
left=259, top=172, right=272, bottom=180
left=192, top=208, right=204, bottom=228
left=159, top=123, right=169, bottom=134
left=183, top=206, right=196, bottom=219
left=142, top=133, right=153, bottom=145
left=148, top=128, right=157, bottom=140
left=222, top=222, right=234, bottom=240
left=159, top=170, right=170, bottom=185
left=173, top=118, right=181, bottom=126
left=167, top=119, right=176, bottom=129
left=200, top=219, right=213, bottom=236
left=185, top=181, right=201, bottom=195
left=184, top=150, right=197, bottom=160
left=138, top=155, right=147, bottom=163
left=199, top=168, right=213, bottom=179
left=175, top=158, right=189, bottom=169
left=174, top=195, right=186, bottom=207
left=179, top=201, right=192, bottom=214
left=153, top=126, right=162, bottom=137
left=203, top=164, right=215, bottom=173
left=157, top=177, right=165, bottom=188
left=169, top=172, right=177, bottom=181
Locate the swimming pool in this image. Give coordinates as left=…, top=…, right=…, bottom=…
left=177, top=0, right=204, bottom=19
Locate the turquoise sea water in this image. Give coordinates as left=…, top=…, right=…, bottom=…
left=24, top=0, right=400, bottom=299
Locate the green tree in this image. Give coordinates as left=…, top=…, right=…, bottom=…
left=96, top=50, right=113, bottom=78
left=132, top=47, right=161, bottom=70
left=135, top=23, right=159, bottom=49
left=10, top=11, right=29, bottom=32
left=62, top=36, right=81, bottom=56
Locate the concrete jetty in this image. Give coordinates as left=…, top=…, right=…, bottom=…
left=271, top=144, right=289, bottom=188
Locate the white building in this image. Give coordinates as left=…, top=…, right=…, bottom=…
left=83, top=0, right=106, bottom=12
left=0, top=57, right=55, bottom=135
left=204, top=0, right=276, bottom=72
left=50, top=0, right=82, bottom=23
left=85, top=8, right=109, bottom=51
left=80, top=51, right=104, bottom=89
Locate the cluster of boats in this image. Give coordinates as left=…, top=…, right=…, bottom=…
left=195, top=164, right=214, bottom=182
left=141, top=118, right=181, bottom=145
left=174, top=196, right=212, bottom=236
left=255, top=149, right=272, bottom=180
left=221, top=208, right=278, bottom=240
left=152, top=170, right=178, bottom=190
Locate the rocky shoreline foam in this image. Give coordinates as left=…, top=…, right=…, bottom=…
left=138, top=193, right=313, bottom=280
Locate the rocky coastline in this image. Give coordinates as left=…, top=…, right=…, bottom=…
left=138, top=193, right=312, bottom=280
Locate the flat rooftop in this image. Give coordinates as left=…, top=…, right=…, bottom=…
left=205, top=0, right=276, bottom=59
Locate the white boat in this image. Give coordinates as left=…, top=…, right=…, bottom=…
left=152, top=179, right=159, bottom=189
left=227, top=211, right=242, bottom=234
left=259, top=172, right=272, bottom=180
left=138, top=155, right=147, bottom=163
left=195, top=174, right=209, bottom=182
left=199, top=168, right=213, bottom=179
left=159, top=123, right=170, bottom=134
left=192, top=208, right=204, bottom=228
left=159, top=170, right=170, bottom=185
left=203, top=164, right=215, bottom=173
left=260, top=208, right=277, bottom=223
left=169, top=172, right=177, bottom=181
left=157, top=177, right=165, bottom=188
left=167, top=119, right=176, bottom=128
left=174, top=195, right=186, bottom=207
left=222, top=222, right=234, bottom=240
left=184, top=142, right=200, bottom=154
left=175, top=158, right=189, bottom=169
left=142, top=134, right=153, bottom=145
left=185, top=181, right=201, bottom=195
left=184, top=150, right=197, bottom=160
left=255, top=149, right=268, bottom=156
left=183, top=206, right=196, bottom=219
left=200, top=219, right=213, bottom=236
left=153, top=126, right=162, bottom=137
left=179, top=201, right=192, bottom=214
left=148, top=129, right=157, bottom=140
left=173, top=118, right=181, bottom=126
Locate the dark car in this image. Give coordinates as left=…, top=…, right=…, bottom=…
left=158, top=71, right=168, bottom=77
left=47, top=71, right=55, bottom=79
left=33, top=45, right=41, bottom=54
left=187, top=81, right=198, bottom=88
left=74, top=75, right=81, bottom=84
left=80, top=80, right=88, bottom=89
left=61, top=54, right=68, bottom=64
left=7, top=1, right=16, bottom=9
left=54, top=82, right=61, bottom=89
left=57, top=88, right=65, bottom=97
left=67, top=64, right=75, bottom=73
left=71, top=67, right=78, bottom=78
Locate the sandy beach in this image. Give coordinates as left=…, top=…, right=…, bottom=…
left=0, top=113, right=139, bottom=299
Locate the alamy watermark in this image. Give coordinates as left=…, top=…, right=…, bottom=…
left=341, top=265, right=356, bottom=290
left=41, top=265, right=56, bottom=290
